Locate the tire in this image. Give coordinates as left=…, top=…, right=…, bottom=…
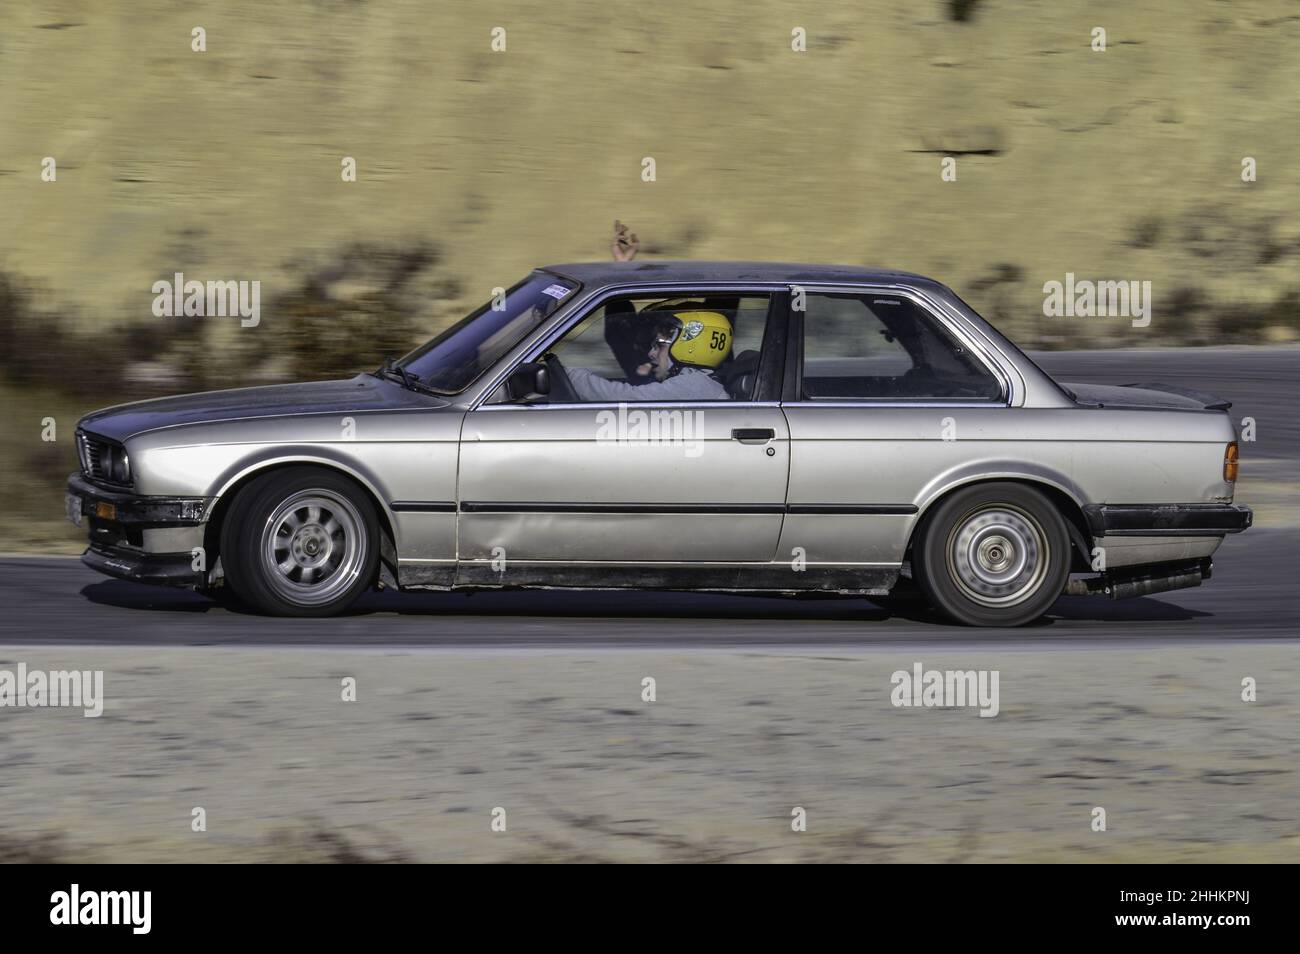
left=219, top=467, right=380, bottom=617
left=912, top=482, right=1070, bottom=627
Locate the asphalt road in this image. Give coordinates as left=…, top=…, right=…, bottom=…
left=1, top=346, right=1294, bottom=650
left=0, top=529, right=1290, bottom=648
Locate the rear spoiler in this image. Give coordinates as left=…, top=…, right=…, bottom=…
left=1122, top=382, right=1232, bottom=411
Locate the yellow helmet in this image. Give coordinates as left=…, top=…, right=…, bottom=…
left=656, top=310, right=733, bottom=370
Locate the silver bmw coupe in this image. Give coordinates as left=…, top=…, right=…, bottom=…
left=66, top=262, right=1252, bottom=625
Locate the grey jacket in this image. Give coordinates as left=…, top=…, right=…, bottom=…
left=567, top=366, right=730, bottom=402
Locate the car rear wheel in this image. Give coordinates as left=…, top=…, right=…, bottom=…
left=913, top=482, right=1070, bottom=627
left=220, top=467, right=379, bottom=617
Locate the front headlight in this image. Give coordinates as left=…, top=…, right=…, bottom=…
left=104, top=445, right=131, bottom=484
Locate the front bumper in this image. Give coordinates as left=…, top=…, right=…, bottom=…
left=66, top=472, right=212, bottom=527
left=67, top=472, right=212, bottom=587
left=82, top=542, right=204, bottom=586
left=1082, top=503, right=1254, bottom=537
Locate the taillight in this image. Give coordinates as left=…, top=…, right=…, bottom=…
left=1224, top=442, right=1239, bottom=483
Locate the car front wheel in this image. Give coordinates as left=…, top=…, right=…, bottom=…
left=220, top=467, right=379, bottom=617
left=912, top=482, right=1070, bottom=627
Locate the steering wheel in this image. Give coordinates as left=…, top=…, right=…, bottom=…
left=541, top=352, right=579, bottom=403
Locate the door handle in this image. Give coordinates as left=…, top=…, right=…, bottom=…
left=731, top=428, right=775, bottom=443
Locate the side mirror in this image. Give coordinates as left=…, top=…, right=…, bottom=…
left=506, top=362, right=550, bottom=401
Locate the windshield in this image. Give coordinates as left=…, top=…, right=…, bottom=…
left=397, top=273, right=578, bottom=394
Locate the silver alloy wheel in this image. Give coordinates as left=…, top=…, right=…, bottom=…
left=259, top=490, right=367, bottom=607
left=945, top=505, right=1049, bottom=607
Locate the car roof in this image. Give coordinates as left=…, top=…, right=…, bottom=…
left=540, top=261, right=946, bottom=291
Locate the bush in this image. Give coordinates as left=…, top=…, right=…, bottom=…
left=1129, top=215, right=1163, bottom=249
left=0, top=240, right=455, bottom=400
left=0, top=272, right=71, bottom=387
left=1215, top=288, right=1300, bottom=338
left=256, top=242, right=444, bottom=382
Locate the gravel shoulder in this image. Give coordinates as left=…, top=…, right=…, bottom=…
left=2, top=644, right=1296, bottom=862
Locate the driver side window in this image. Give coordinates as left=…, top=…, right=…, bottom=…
left=549, top=307, right=626, bottom=379
left=518, top=293, right=772, bottom=404
left=801, top=293, right=1002, bottom=402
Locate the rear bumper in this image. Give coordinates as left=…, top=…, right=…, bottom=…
left=82, top=542, right=203, bottom=586
left=1082, top=503, right=1253, bottom=537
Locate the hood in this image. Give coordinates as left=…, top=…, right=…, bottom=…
left=78, top=374, right=448, bottom=443
left=1061, top=381, right=1230, bottom=411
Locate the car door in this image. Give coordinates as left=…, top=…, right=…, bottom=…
left=455, top=290, right=790, bottom=586
left=778, top=285, right=1012, bottom=570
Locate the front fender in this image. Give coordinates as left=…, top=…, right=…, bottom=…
left=208, top=446, right=400, bottom=530
left=202, top=449, right=415, bottom=567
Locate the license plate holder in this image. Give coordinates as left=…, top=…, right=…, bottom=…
left=65, top=492, right=84, bottom=527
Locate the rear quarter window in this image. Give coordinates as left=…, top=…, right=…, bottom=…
left=801, top=293, right=1003, bottom=402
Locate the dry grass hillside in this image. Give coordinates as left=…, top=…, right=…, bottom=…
left=3, top=0, right=1300, bottom=350
left=2, top=0, right=1299, bottom=550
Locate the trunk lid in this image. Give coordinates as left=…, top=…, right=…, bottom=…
left=1061, top=381, right=1231, bottom=411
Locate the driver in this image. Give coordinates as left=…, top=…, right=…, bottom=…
left=565, top=311, right=733, bottom=401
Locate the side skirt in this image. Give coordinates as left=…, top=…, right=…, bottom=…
left=399, top=561, right=899, bottom=596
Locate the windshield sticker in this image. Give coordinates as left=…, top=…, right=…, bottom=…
left=541, top=284, right=570, bottom=300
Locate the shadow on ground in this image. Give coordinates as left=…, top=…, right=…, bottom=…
left=79, top=579, right=1207, bottom=627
